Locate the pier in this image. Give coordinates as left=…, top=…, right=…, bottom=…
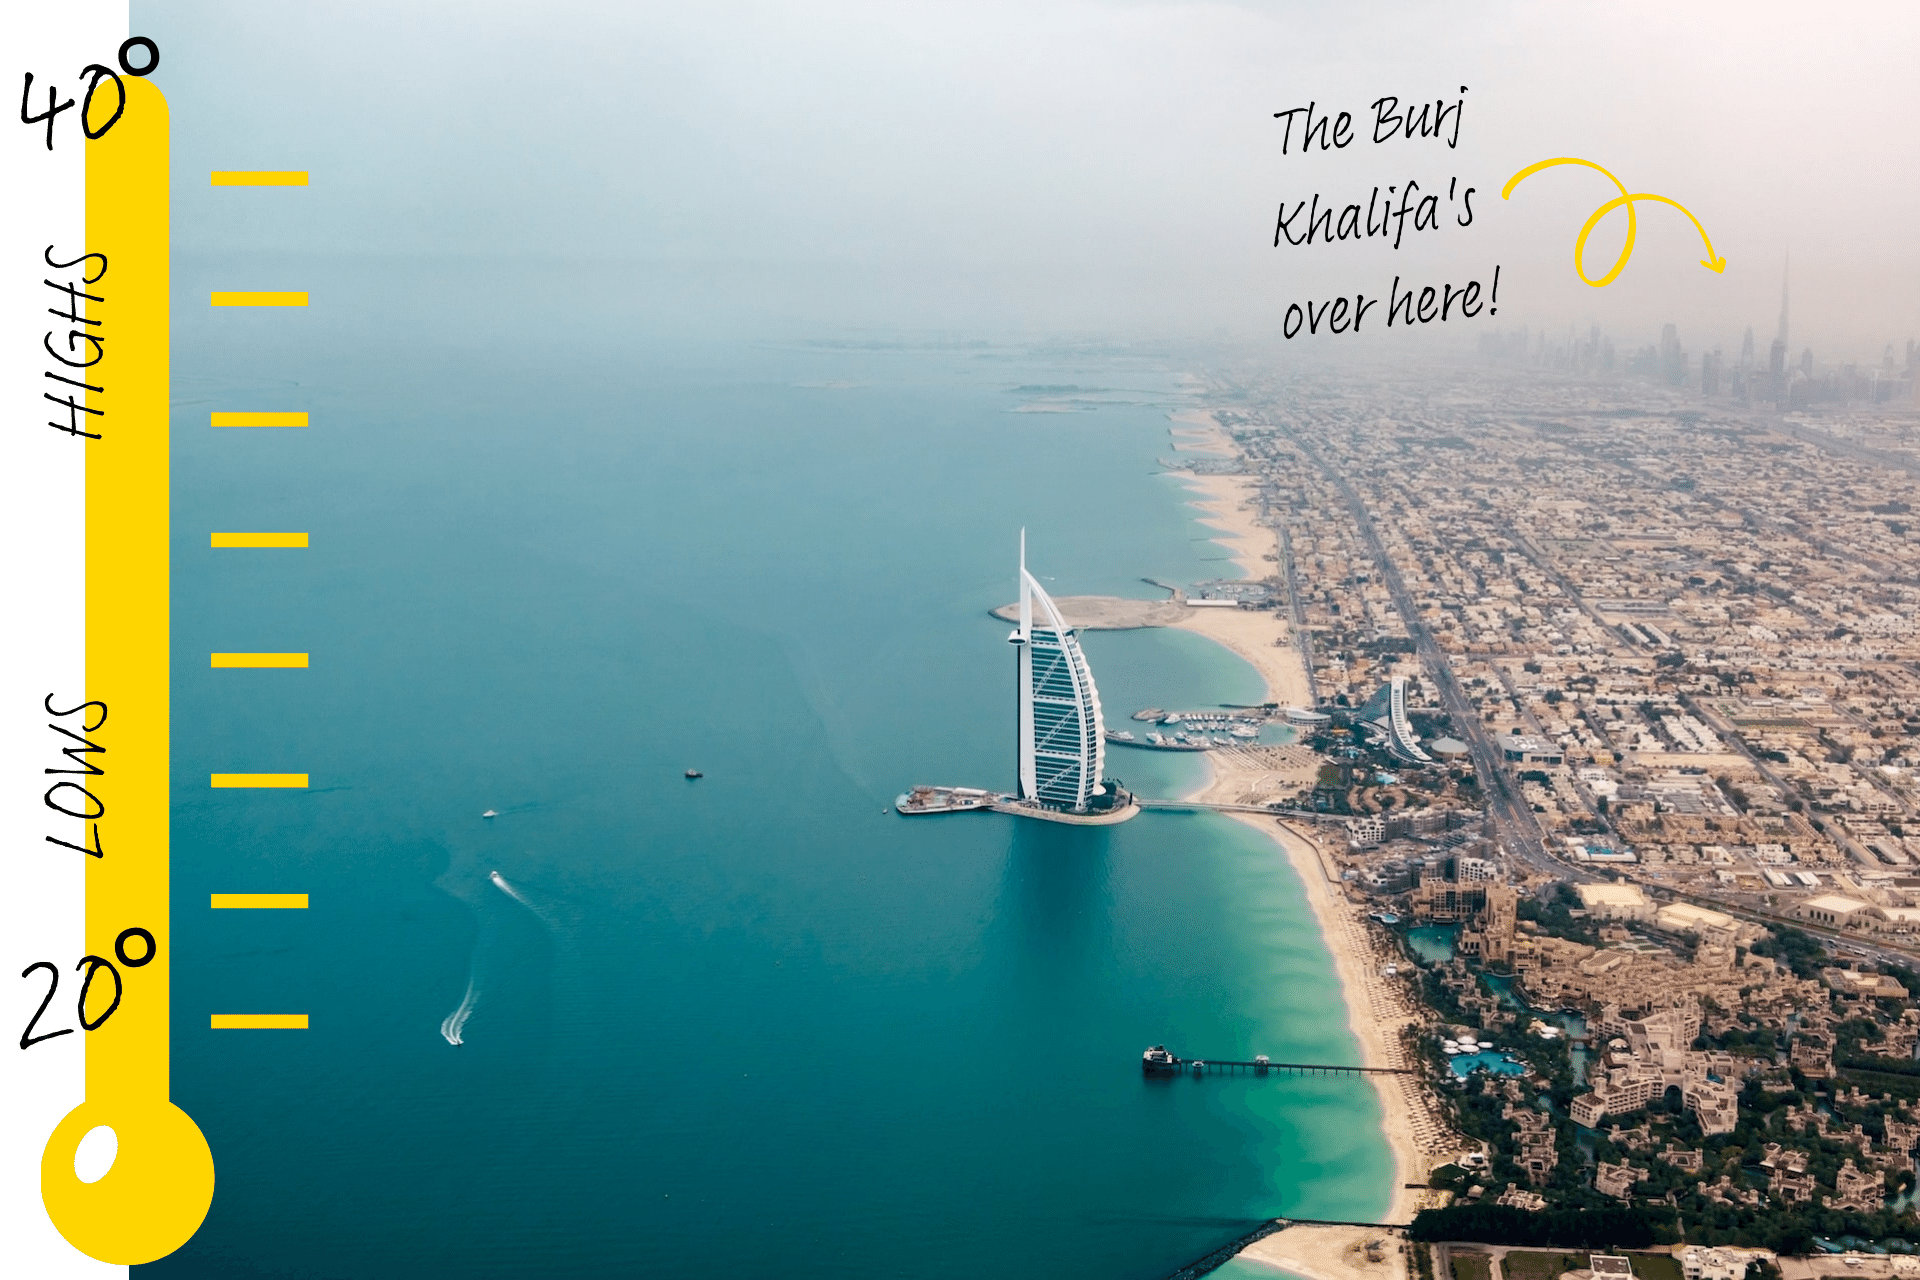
left=1143, top=1047, right=1413, bottom=1077
left=1137, top=799, right=1282, bottom=815
left=1134, top=798, right=1348, bottom=823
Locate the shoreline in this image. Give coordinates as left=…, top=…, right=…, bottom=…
left=1164, top=468, right=1313, bottom=711
left=1165, top=413, right=1447, bottom=1279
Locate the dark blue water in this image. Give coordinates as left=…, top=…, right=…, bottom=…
left=140, top=263, right=1390, bottom=1277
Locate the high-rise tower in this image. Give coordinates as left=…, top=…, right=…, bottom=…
left=1777, top=254, right=1790, bottom=352
left=1769, top=256, right=1789, bottom=396
left=1008, top=532, right=1119, bottom=814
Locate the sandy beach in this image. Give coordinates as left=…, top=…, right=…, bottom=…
left=1166, top=466, right=1317, bottom=711
left=1165, top=418, right=1462, bottom=1277
left=1234, top=1223, right=1413, bottom=1280
left=1171, top=467, right=1271, bottom=584
left=1167, top=406, right=1236, bottom=454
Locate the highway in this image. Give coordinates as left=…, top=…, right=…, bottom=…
left=1269, top=502, right=1320, bottom=706
left=1271, top=418, right=1569, bottom=880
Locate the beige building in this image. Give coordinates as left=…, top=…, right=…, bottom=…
left=1655, top=901, right=1762, bottom=947
left=1798, top=894, right=1875, bottom=930
left=1576, top=881, right=1654, bottom=923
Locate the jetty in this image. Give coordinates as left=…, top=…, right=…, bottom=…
left=1137, top=798, right=1292, bottom=815
left=1141, top=1045, right=1413, bottom=1077
left=1134, top=798, right=1348, bottom=824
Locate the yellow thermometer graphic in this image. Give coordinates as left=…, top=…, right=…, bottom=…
left=37, top=72, right=315, bottom=1265
left=37, top=73, right=216, bottom=1265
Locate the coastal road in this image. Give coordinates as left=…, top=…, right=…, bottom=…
left=1268, top=499, right=1321, bottom=707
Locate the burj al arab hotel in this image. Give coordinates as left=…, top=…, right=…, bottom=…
left=1005, top=533, right=1137, bottom=825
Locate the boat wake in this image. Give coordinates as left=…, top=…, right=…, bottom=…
left=438, top=871, right=546, bottom=1046
left=489, top=870, right=536, bottom=911
left=439, top=978, right=478, bottom=1045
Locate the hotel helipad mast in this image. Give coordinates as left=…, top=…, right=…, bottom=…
left=1009, top=531, right=1109, bottom=811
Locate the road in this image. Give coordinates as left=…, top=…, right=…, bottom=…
left=1270, top=418, right=1565, bottom=878
left=1270, top=506, right=1321, bottom=706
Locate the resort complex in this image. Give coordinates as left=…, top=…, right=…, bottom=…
left=1005, top=533, right=1135, bottom=822
left=897, top=535, right=1136, bottom=824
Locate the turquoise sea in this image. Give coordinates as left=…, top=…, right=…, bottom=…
left=138, top=258, right=1392, bottom=1279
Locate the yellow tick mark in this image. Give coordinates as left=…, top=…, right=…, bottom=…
left=210, top=292, right=308, bottom=307
left=210, top=774, right=309, bottom=789
left=210, top=894, right=309, bottom=909
left=211, top=412, right=307, bottom=427
left=210, top=532, right=308, bottom=548
left=211, top=653, right=309, bottom=668
left=210, top=171, right=308, bottom=186
left=210, top=1015, right=309, bottom=1029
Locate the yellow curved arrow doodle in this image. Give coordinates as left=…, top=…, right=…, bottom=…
left=1503, top=156, right=1726, bottom=286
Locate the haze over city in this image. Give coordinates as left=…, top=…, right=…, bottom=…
left=162, top=0, right=1920, bottom=355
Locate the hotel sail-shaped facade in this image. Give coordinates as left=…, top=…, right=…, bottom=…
left=1008, top=533, right=1115, bottom=813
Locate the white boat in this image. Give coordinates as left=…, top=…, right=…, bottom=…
left=481, top=810, right=497, bottom=819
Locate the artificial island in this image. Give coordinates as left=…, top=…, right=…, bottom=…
left=898, top=533, right=1138, bottom=824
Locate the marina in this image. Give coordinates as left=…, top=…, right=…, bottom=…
left=1106, top=704, right=1291, bottom=751
left=1104, top=729, right=1211, bottom=751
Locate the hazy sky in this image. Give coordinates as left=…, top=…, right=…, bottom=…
left=148, top=0, right=1920, bottom=358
